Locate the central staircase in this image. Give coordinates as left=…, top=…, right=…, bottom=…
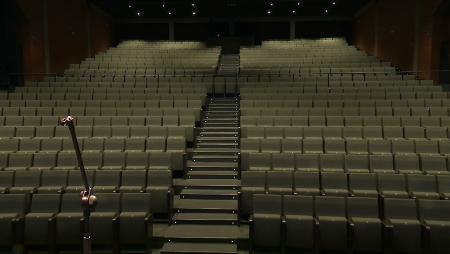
left=217, top=54, right=240, bottom=76
left=161, top=97, right=242, bottom=253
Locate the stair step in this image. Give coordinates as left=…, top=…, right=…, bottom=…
left=161, top=242, right=237, bottom=254
left=195, top=143, right=239, bottom=149
left=172, top=213, right=238, bottom=224
left=191, top=148, right=240, bottom=154
left=180, top=189, right=239, bottom=199
left=198, top=132, right=238, bottom=137
left=191, top=154, right=238, bottom=159
left=196, top=137, right=238, bottom=141
left=187, top=161, right=238, bottom=170
left=186, top=170, right=238, bottom=179
left=200, top=127, right=239, bottom=130
left=203, top=117, right=238, bottom=121
left=177, top=179, right=240, bottom=189
left=174, top=197, right=238, bottom=212
left=202, top=122, right=239, bottom=127
left=165, top=224, right=238, bottom=241
left=190, top=156, right=238, bottom=163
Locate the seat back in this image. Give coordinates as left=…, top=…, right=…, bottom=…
left=253, top=194, right=282, bottom=214
left=315, top=196, right=346, bottom=217
left=347, top=197, right=379, bottom=218
left=283, top=195, right=313, bottom=215
left=29, top=194, right=61, bottom=213
left=121, top=193, right=152, bottom=213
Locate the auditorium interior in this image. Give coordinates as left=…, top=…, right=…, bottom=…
left=1, top=0, right=450, bottom=253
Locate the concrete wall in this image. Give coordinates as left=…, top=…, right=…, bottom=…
left=353, top=0, right=448, bottom=83
left=16, top=0, right=114, bottom=81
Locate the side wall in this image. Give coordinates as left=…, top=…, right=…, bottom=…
left=353, top=0, right=447, bottom=82
left=16, top=0, right=114, bottom=81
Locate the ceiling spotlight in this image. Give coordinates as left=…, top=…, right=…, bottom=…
left=168, top=11, right=172, bottom=15
left=191, top=3, right=195, bottom=7
left=192, top=11, right=197, bottom=16
left=292, top=9, right=296, bottom=14
left=270, top=2, right=274, bottom=6
left=332, top=2, right=336, bottom=5
left=297, top=2, right=301, bottom=6
left=267, top=10, right=271, bottom=14
left=136, top=11, right=141, bottom=16
left=128, top=4, right=132, bottom=8
left=162, top=3, right=165, bottom=8
left=324, top=9, right=329, bottom=13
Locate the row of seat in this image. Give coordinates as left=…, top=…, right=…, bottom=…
left=15, top=85, right=209, bottom=93
left=0, top=151, right=180, bottom=171
left=0, top=115, right=195, bottom=127
left=242, top=171, right=450, bottom=214
left=241, top=86, right=441, bottom=93
left=240, top=93, right=448, bottom=100
left=0, top=107, right=199, bottom=117
left=1, top=93, right=205, bottom=101
left=241, top=99, right=450, bottom=108
left=241, top=107, right=450, bottom=116
left=239, top=79, right=429, bottom=86
left=242, top=116, right=450, bottom=127
left=0, top=126, right=190, bottom=142
left=0, top=99, right=203, bottom=108
left=241, top=153, right=450, bottom=174
left=250, top=194, right=450, bottom=253
left=0, top=137, right=185, bottom=153
left=241, top=138, right=450, bottom=155
left=242, top=126, right=450, bottom=140
left=0, top=193, right=153, bottom=250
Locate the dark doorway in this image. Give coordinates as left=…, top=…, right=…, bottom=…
left=441, top=40, right=450, bottom=84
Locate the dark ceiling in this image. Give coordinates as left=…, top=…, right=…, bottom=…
left=90, top=0, right=371, bottom=19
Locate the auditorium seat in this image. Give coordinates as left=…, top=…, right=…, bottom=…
left=347, top=197, right=382, bottom=253
left=241, top=171, right=266, bottom=215
left=0, top=194, right=27, bottom=248
left=24, top=194, right=60, bottom=247
left=315, top=196, right=348, bottom=251
left=383, top=198, right=422, bottom=253
left=251, top=194, right=282, bottom=249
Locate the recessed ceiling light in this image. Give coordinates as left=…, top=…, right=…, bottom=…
left=136, top=11, right=141, bottom=16
left=162, top=3, right=165, bottom=8
left=292, top=9, right=296, bottom=14
left=191, top=3, right=195, bottom=7
left=332, top=2, right=336, bottom=5
left=128, top=4, right=132, bottom=8
left=168, top=11, right=172, bottom=15
left=267, top=10, right=271, bottom=14
left=192, top=11, right=196, bottom=16
left=297, top=2, right=300, bottom=6
left=324, top=9, right=329, bottom=13
left=270, top=2, right=274, bottom=6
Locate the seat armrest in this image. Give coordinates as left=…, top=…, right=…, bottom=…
left=421, top=220, right=431, bottom=254
left=347, top=217, right=355, bottom=227
left=145, top=213, right=153, bottom=254
left=167, top=187, right=174, bottom=221
left=112, top=215, right=120, bottom=254
left=237, top=191, right=242, bottom=224
left=349, top=190, right=356, bottom=197
left=12, top=215, right=25, bottom=245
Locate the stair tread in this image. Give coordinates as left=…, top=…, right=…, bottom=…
left=161, top=242, right=237, bottom=253
left=192, top=148, right=239, bottom=152
left=174, top=197, right=238, bottom=210
left=187, top=161, right=238, bottom=168
left=165, top=224, right=239, bottom=239
left=191, top=155, right=238, bottom=159
left=196, top=138, right=238, bottom=141
left=172, top=213, right=238, bottom=221
left=177, top=178, right=240, bottom=186
left=180, top=189, right=239, bottom=195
